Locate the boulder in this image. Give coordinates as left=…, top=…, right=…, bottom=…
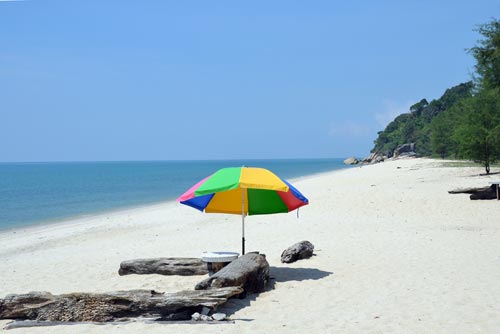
left=360, top=152, right=387, bottom=164
left=343, top=157, right=359, bottom=165
left=398, top=152, right=418, bottom=158
left=394, top=143, right=416, bottom=157
left=281, top=241, right=314, bottom=263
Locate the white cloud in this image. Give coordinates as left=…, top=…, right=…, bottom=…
left=375, top=99, right=413, bottom=128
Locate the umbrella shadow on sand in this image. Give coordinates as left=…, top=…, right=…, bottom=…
left=269, top=266, right=333, bottom=283
left=217, top=267, right=332, bottom=320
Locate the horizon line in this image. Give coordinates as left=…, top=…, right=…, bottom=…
left=0, top=156, right=350, bottom=164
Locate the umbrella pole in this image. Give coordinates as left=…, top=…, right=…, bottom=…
left=242, top=214, right=245, bottom=255
left=242, top=188, right=245, bottom=255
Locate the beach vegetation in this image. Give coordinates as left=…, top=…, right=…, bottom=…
left=468, top=18, right=500, bottom=91
left=454, top=88, right=500, bottom=174
left=372, top=82, right=473, bottom=156
left=372, top=17, right=500, bottom=174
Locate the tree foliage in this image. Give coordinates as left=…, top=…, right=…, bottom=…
left=371, top=17, right=500, bottom=174
left=454, top=89, right=500, bottom=173
left=468, top=19, right=500, bottom=90
left=372, top=82, right=473, bottom=156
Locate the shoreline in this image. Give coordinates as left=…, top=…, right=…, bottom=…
left=0, top=199, right=175, bottom=237
left=2, top=157, right=499, bottom=333
left=0, top=165, right=353, bottom=238
left=0, top=200, right=176, bottom=240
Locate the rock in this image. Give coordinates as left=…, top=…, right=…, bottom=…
left=343, top=157, right=359, bottom=165
left=360, top=152, right=387, bottom=164
left=398, top=152, right=418, bottom=158
left=281, top=241, right=314, bottom=263
left=394, top=143, right=416, bottom=157
left=212, top=313, right=227, bottom=321
left=361, top=152, right=377, bottom=163
left=192, top=312, right=213, bottom=321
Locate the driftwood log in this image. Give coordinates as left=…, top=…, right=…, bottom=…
left=281, top=241, right=314, bottom=263
left=118, top=258, right=208, bottom=276
left=448, top=185, right=497, bottom=200
left=195, top=253, right=269, bottom=294
left=0, top=287, right=242, bottom=322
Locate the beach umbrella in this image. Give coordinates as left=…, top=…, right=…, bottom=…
left=177, top=166, right=309, bottom=255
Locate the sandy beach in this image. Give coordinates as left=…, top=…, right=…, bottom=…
left=1, top=158, right=499, bottom=333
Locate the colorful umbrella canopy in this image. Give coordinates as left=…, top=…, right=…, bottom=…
left=177, top=166, right=309, bottom=254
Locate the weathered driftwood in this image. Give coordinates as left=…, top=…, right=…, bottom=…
left=195, top=253, right=269, bottom=294
left=118, top=258, right=208, bottom=276
left=281, top=241, right=314, bottom=263
left=448, top=186, right=491, bottom=194
left=448, top=185, right=497, bottom=200
left=470, top=186, right=497, bottom=200
left=0, top=287, right=242, bottom=322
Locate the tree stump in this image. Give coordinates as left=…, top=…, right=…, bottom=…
left=118, top=258, right=208, bottom=276
left=0, top=287, right=242, bottom=322
left=195, top=253, right=269, bottom=294
left=281, top=241, right=314, bottom=263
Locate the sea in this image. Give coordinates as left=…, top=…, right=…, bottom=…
left=0, top=158, right=349, bottom=231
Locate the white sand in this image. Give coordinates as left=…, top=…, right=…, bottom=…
left=1, top=158, right=499, bottom=333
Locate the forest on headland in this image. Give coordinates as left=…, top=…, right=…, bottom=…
left=372, top=18, right=500, bottom=174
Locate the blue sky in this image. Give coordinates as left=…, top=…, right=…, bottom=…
left=1, top=0, right=499, bottom=162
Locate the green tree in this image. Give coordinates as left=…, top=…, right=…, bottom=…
left=469, top=19, right=500, bottom=90
left=416, top=126, right=432, bottom=156
left=371, top=82, right=473, bottom=156
left=372, top=113, right=412, bottom=154
left=431, top=111, right=457, bottom=158
left=455, top=89, right=500, bottom=174
left=370, top=16, right=500, bottom=167
left=410, top=99, right=429, bottom=116
left=431, top=120, right=449, bottom=158
left=401, top=116, right=417, bottom=143
left=438, top=82, right=474, bottom=109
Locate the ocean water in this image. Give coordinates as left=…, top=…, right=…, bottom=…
left=0, top=159, right=348, bottom=231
